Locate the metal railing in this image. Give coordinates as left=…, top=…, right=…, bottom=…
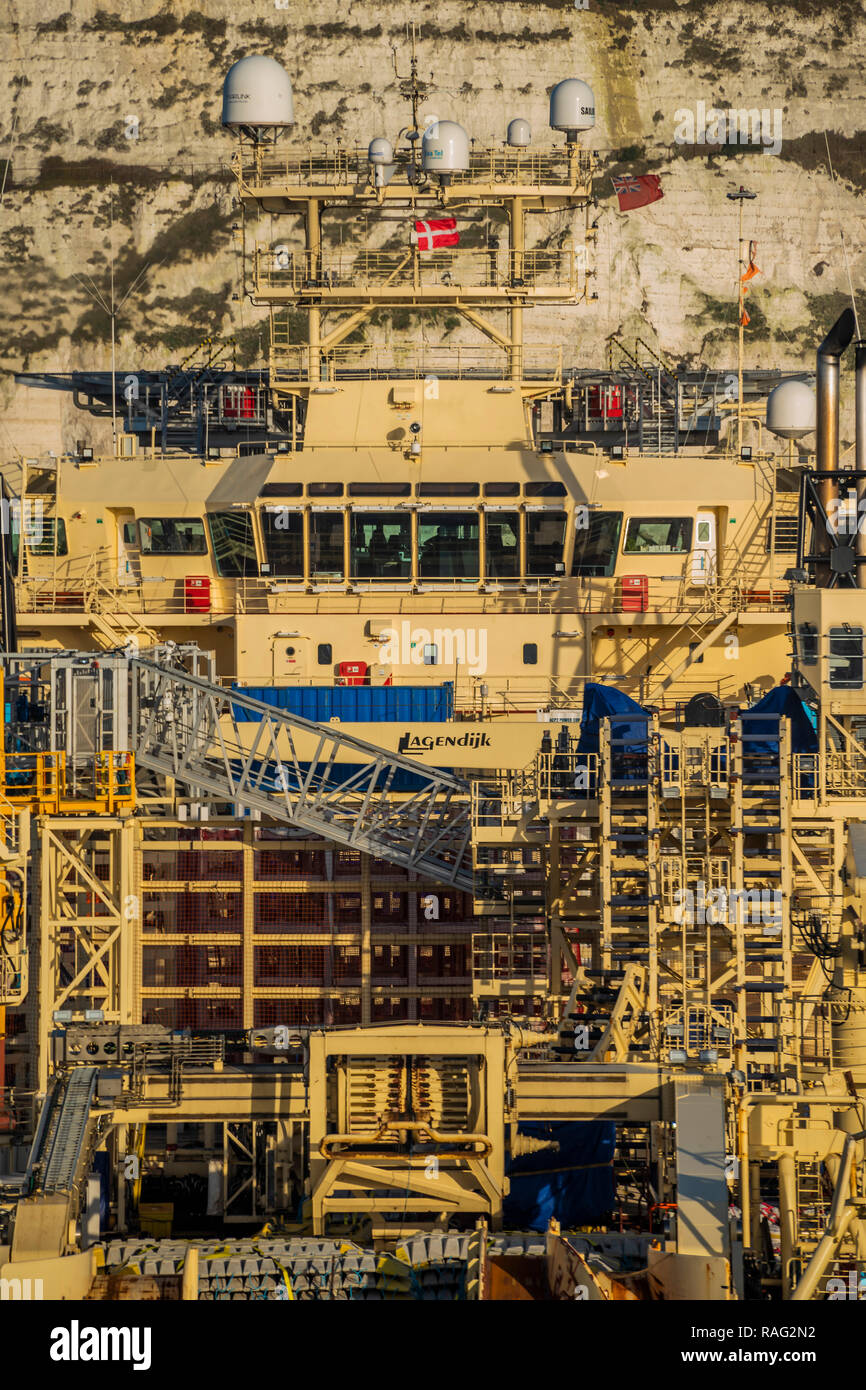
left=661, top=1003, right=734, bottom=1060
left=471, top=930, right=549, bottom=993
left=269, top=340, right=563, bottom=381
left=792, top=752, right=866, bottom=800
left=535, top=750, right=599, bottom=800
left=794, top=995, right=834, bottom=1075
left=237, top=144, right=594, bottom=192
left=0, top=788, right=23, bottom=856
left=21, top=567, right=787, bottom=620
left=256, top=246, right=578, bottom=297
left=0, top=751, right=135, bottom=813
left=470, top=752, right=601, bottom=831
left=472, top=771, right=538, bottom=831
left=659, top=740, right=729, bottom=794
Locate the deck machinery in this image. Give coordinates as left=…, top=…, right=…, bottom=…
left=1, top=44, right=866, bottom=1303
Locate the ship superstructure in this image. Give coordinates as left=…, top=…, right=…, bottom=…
left=1, top=42, right=865, bottom=1306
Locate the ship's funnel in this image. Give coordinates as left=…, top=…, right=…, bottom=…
left=816, top=307, right=855, bottom=472
left=815, top=308, right=855, bottom=578
left=856, top=338, right=866, bottom=586
left=856, top=338, right=866, bottom=471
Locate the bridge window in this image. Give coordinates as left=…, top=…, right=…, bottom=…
left=260, top=482, right=303, bottom=498
left=418, top=511, right=479, bottom=580
left=418, top=482, right=479, bottom=497
left=350, top=511, right=411, bottom=580
left=349, top=482, right=411, bottom=497
left=138, top=518, right=207, bottom=555
left=572, top=510, right=623, bottom=576
left=308, top=482, right=343, bottom=497
left=262, top=508, right=303, bottom=577
left=829, top=626, right=864, bottom=689
left=525, top=481, right=567, bottom=497
left=207, top=511, right=258, bottom=578
left=525, top=510, right=567, bottom=577
left=485, top=512, right=520, bottom=578
left=309, top=511, right=344, bottom=580
left=796, top=623, right=818, bottom=665
left=484, top=482, right=520, bottom=497
left=624, top=516, right=693, bottom=554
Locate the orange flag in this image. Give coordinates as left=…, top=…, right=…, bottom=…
left=741, top=240, right=761, bottom=283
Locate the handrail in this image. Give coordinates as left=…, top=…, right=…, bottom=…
left=634, top=336, right=679, bottom=382
left=0, top=751, right=135, bottom=813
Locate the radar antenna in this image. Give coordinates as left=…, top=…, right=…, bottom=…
left=391, top=21, right=432, bottom=141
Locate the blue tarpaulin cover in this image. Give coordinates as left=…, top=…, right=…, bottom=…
left=504, top=1121, right=616, bottom=1231
left=576, top=683, right=650, bottom=755
left=743, top=686, right=819, bottom=755
left=230, top=683, right=453, bottom=724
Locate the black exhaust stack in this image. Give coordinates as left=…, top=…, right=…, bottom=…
left=0, top=475, right=17, bottom=653
left=815, top=308, right=856, bottom=582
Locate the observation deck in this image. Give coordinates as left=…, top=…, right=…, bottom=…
left=234, top=143, right=595, bottom=208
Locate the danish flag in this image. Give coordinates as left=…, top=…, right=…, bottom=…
left=612, top=173, right=664, bottom=212
left=411, top=216, right=459, bottom=250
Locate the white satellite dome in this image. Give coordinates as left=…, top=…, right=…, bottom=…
left=368, top=137, right=394, bottom=164
left=549, top=79, right=596, bottom=135
left=421, top=120, right=470, bottom=174
left=766, top=379, right=816, bottom=439
left=222, top=56, right=294, bottom=131
left=507, top=118, right=531, bottom=148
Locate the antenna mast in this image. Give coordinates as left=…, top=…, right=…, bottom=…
left=392, top=22, right=429, bottom=138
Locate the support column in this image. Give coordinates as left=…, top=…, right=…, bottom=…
left=242, top=820, right=255, bottom=1032
left=306, top=198, right=322, bottom=384
left=120, top=818, right=137, bottom=1025
left=36, top=818, right=53, bottom=1093
left=778, top=1151, right=798, bottom=1298
left=508, top=195, right=524, bottom=383
left=749, top=1160, right=763, bottom=1258
left=407, top=874, right=418, bottom=1023
left=547, top=825, right=563, bottom=1021
left=361, top=853, right=372, bottom=1026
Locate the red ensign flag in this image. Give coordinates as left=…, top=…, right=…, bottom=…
left=612, top=174, right=664, bottom=212
left=411, top=217, right=460, bottom=250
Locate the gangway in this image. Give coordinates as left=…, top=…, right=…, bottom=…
left=129, top=657, right=474, bottom=890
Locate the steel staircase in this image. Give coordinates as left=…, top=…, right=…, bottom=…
left=600, top=714, right=659, bottom=984
left=733, top=712, right=793, bottom=1082
left=607, top=336, right=680, bottom=454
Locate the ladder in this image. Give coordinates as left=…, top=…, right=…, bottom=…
left=733, top=713, right=794, bottom=1082
left=129, top=657, right=474, bottom=890
left=599, top=713, right=659, bottom=1028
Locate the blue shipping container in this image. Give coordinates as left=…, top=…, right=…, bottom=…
left=231, top=683, right=454, bottom=723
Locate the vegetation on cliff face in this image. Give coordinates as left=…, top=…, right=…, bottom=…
left=0, top=0, right=863, bottom=390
